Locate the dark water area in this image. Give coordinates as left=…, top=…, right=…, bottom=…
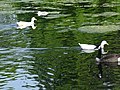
left=0, top=0, right=120, bottom=90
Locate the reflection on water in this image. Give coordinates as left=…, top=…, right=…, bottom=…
left=0, top=0, right=120, bottom=90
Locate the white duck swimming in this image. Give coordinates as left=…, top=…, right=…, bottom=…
left=17, top=17, right=37, bottom=29
left=37, top=11, right=49, bottom=16
left=78, top=40, right=109, bottom=54
left=78, top=40, right=108, bottom=50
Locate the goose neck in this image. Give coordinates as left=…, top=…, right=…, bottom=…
left=100, top=43, right=104, bottom=49
left=96, top=48, right=102, bottom=62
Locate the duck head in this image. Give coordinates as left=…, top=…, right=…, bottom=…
left=97, top=40, right=109, bottom=54
left=31, top=17, right=37, bottom=22
left=100, top=40, right=109, bottom=49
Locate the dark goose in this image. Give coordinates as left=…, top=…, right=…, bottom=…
left=96, top=47, right=120, bottom=78
left=96, top=47, right=120, bottom=66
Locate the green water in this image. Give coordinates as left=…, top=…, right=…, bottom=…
left=0, top=0, right=120, bottom=90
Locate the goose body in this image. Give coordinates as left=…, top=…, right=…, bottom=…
left=37, top=11, right=49, bottom=16
left=96, top=47, right=120, bottom=66
left=17, top=17, right=37, bottom=29
left=99, top=54, right=120, bottom=65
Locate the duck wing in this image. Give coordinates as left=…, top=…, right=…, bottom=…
left=17, top=21, right=32, bottom=27
left=79, top=44, right=96, bottom=50
left=17, top=21, right=32, bottom=29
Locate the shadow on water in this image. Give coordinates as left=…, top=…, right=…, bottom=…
left=0, top=0, right=120, bottom=90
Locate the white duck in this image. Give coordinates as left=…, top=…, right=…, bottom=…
left=17, top=17, right=37, bottom=29
left=78, top=40, right=109, bottom=54
left=37, top=11, right=49, bottom=16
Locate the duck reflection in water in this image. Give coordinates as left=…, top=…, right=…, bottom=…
left=96, top=46, right=120, bottom=78
left=37, top=11, right=49, bottom=16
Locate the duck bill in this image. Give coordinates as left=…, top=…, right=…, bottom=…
left=106, top=43, right=109, bottom=45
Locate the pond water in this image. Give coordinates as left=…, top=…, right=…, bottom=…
left=0, top=0, right=120, bottom=90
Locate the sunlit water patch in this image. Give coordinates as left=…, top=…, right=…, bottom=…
left=0, top=47, right=80, bottom=90
left=0, top=47, right=49, bottom=90
left=78, top=25, right=120, bottom=33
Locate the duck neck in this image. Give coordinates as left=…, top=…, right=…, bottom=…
left=100, top=43, right=104, bottom=49
left=31, top=19, right=35, bottom=24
